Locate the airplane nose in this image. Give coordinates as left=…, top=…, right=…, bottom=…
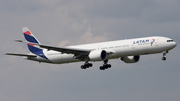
left=174, top=42, right=177, bottom=47
left=167, top=39, right=177, bottom=50
left=171, top=41, right=177, bottom=49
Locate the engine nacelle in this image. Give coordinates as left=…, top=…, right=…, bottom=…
left=121, top=56, right=140, bottom=63
left=89, top=50, right=107, bottom=61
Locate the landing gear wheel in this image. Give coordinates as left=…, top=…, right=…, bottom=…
left=81, top=62, right=93, bottom=70
left=89, top=63, right=93, bottom=67
left=85, top=64, right=89, bottom=68
left=99, top=59, right=112, bottom=70
left=100, top=66, right=105, bottom=70
left=99, top=66, right=102, bottom=70
left=99, top=64, right=111, bottom=70
left=81, top=65, right=86, bottom=69
left=107, top=64, right=111, bottom=68
left=162, top=57, right=166, bottom=61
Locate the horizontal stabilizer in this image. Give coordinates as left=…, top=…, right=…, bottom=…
left=5, top=53, right=37, bottom=57
left=15, top=40, right=23, bottom=42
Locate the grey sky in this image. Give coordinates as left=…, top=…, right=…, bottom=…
left=1, top=0, right=180, bottom=101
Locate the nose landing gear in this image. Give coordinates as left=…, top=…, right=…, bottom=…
left=162, top=57, right=166, bottom=61
left=162, top=51, right=168, bottom=61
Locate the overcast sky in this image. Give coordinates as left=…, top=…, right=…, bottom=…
left=0, top=0, right=180, bottom=101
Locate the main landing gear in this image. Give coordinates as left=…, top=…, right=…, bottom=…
left=162, top=51, right=168, bottom=61
left=81, top=62, right=93, bottom=69
left=80, top=59, right=112, bottom=70
left=99, top=59, right=111, bottom=70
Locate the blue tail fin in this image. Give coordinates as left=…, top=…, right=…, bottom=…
left=22, top=27, right=41, bottom=53
left=22, top=27, right=47, bottom=59
left=22, top=27, right=42, bottom=54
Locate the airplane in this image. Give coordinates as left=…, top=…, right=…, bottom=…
left=6, top=27, right=177, bottom=70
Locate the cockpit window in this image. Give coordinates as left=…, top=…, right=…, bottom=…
left=167, top=40, right=174, bottom=42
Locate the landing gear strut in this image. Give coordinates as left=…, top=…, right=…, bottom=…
left=99, top=59, right=111, bottom=70
left=162, top=51, right=168, bottom=61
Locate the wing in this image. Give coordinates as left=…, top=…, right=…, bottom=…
left=33, top=43, right=92, bottom=60
left=5, top=53, right=37, bottom=57
left=15, top=40, right=91, bottom=55
left=38, top=44, right=91, bottom=55
left=15, top=40, right=114, bottom=60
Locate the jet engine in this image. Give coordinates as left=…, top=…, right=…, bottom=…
left=121, top=56, right=140, bottom=63
left=89, top=50, right=107, bottom=61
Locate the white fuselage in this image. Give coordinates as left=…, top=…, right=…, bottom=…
left=27, top=36, right=176, bottom=64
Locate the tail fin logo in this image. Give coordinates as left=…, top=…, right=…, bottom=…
left=22, top=27, right=40, bottom=44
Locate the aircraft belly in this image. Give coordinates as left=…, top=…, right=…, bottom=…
left=61, top=54, right=80, bottom=63
left=47, top=54, right=79, bottom=64
left=110, top=47, right=136, bottom=57
left=24, top=56, right=52, bottom=63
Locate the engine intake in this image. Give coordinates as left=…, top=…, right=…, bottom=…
left=121, top=55, right=140, bottom=63
left=89, top=50, right=107, bottom=61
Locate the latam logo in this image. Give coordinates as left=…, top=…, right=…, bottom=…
left=150, top=39, right=155, bottom=46
left=133, top=39, right=149, bottom=44
left=133, top=38, right=155, bottom=46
